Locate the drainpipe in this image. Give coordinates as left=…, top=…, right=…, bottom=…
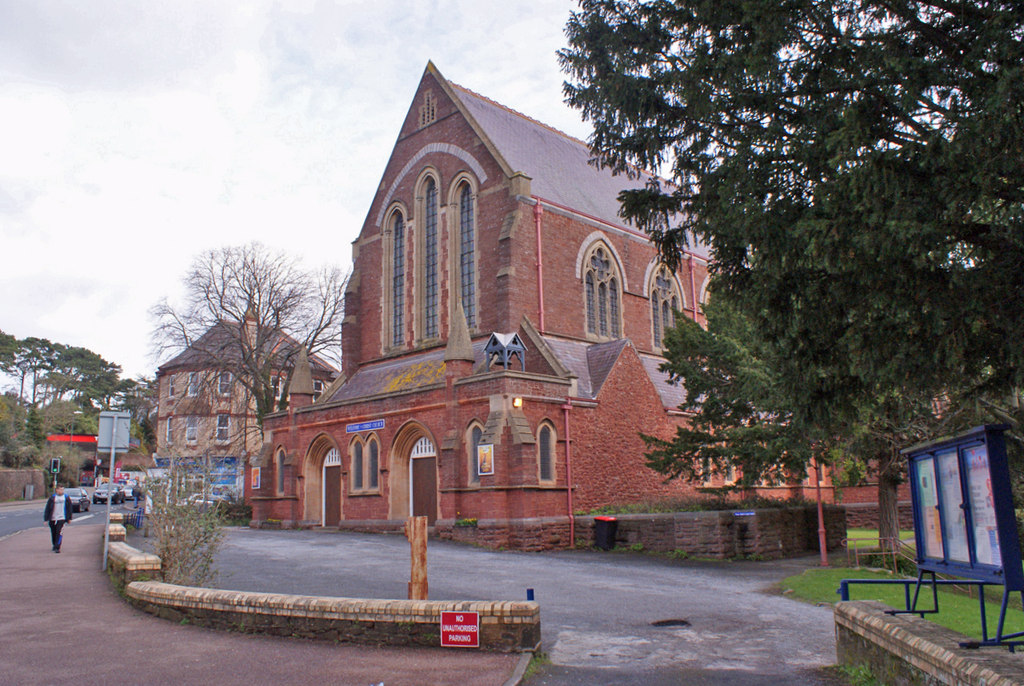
left=815, top=458, right=828, bottom=567
left=687, top=253, right=698, bottom=321
left=562, top=398, right=574, bottom=545
left=533, top=200, right=546, bottom=333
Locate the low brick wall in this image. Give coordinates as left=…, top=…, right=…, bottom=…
left=126, top=582, right=540, bottom=652
left=105, top=541, right=162, bottom=592
left=835, top=600, right=1024, bottom=685
left=101, top=524, right=539, bottom=652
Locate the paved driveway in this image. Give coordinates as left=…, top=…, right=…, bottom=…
left=191, top=528, right=839, bottom=685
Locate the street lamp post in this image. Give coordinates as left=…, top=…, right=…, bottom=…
left=70, top=410, right=82, bottom=484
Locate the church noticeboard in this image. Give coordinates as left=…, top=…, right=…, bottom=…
left=903, top=425, right=1022, bottom=589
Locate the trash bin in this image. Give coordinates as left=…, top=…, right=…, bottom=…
left=594, top=515, right=618, bottom=550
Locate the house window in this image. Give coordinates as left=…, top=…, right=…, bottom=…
left=458, top=182, right=476, bottom=328
left=651, top=265, right=682, bottom=349
left=186, top=372, right=198, bottom=397
left=313, top=379, right=324, bottom=402
left=584, top=244, right=622, bottom=339
left=165, top=418, right=173, bottom=445
left=468, top=424, right=483, bottom=485
left=216, top=414, right=229, bottom=442
left=167, top=375, right=176, bottom=397
left=391, top=212, right=405, bottom=347
left=185, top=416, right=198, bottom=443
left=421, top=177, right=439, bottom=339
left=276, top=450, right=286, bottom=494
left=218, top=371, right=231, bottom=395
left=538, top=424, right=555, bottom=482
left=352, top=442, right=364, bottom=491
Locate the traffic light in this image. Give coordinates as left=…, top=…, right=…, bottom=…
left=49, top=457, right=61, bottom=474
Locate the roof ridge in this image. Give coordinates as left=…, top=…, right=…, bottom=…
left=449, top=80, right=668, bottom=188
left=449, top=81, right=590, bottom=151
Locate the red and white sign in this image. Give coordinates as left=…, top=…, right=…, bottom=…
left=440, top=611, right=479, bottom=648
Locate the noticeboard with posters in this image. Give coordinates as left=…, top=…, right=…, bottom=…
left=904, top=425, right=1023, bottom=589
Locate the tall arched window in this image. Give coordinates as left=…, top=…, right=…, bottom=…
left=584, top=244, right=621, bottom=339
left=538, top=423, right=555, bottom=483
left=276, top=449, right=286, bottom=495
left=391, top=212, right=406, bottom=347
left=458, top=183, right=476, bottom=328
left=422, top=177, right=439, bottom=339
left=352, top=441, right=364, bottom=491
left=651, top=265, right=682, bottom=348
left=368, top=437, right=379, bottom=490
left=467, top=424, right=483, bottom=485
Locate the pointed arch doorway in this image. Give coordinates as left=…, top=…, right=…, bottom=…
left=389, top=426, right=438, bottom=525
left=303, top=435, right=342, bottom=527
left=322, top=448, right=342, bottom=527
left=410, top=436, right=438, bottom=524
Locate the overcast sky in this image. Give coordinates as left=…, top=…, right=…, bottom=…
left=0, top=0, right=592, bottom=383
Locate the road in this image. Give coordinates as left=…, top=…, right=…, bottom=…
left=0, top=498, right=131, bottom=539
left=130, top=527, right=841, bottom=686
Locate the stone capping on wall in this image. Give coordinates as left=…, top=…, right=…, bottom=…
left=835, top=600, right=1024, bottom=685
left=126, top=581, right=541, bottom=653
left=102, top=527, right=539, bottom=653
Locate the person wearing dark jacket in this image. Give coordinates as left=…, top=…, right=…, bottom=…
left=43, top=485, right=73, bottom=553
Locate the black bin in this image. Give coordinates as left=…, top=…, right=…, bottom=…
left=594, top=515, right=618, bottom=550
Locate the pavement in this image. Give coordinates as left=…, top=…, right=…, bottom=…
left=0, top=520, right=525, bottom=686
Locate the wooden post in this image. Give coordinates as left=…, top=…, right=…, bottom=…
left=406, top=516, right=428, bottom=600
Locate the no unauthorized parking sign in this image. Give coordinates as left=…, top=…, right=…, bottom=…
left=440, top=611, right=479, bottom=647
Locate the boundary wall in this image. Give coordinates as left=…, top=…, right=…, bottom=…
left=0, top=468, right=45, bottom=501
left=435, top=506, right=846, bottom=558
left=835, top=600, right=1024, bottom=685
left=102, top=522, right=539, bottom=653
left=257, top=506, right=846, bottom=557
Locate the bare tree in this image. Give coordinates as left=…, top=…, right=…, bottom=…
left=151, top=242, right=345, bottom=429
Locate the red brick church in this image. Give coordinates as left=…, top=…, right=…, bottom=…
left=248, top=63, right=718, bottom=546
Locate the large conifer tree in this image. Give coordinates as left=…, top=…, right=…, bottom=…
left=562, top=1, right=1024, bottom=424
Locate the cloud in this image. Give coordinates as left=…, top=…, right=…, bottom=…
left=0, top=1, right=590, bottom=379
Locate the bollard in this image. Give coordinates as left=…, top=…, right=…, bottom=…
left=406, top=516, right=428, bottom=600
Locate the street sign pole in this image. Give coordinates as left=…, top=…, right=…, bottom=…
left=98, top=412, right=131, bottom=571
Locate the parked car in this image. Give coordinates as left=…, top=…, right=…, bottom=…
left=121, top=484, right=134, bottom=500
left=93, top=484, right=125, bottom=504
left=63, top=487, right=90, bottom=513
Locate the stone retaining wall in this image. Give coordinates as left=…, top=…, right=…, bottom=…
left=255, top=506, right=844, bottom=557
left=0, top=468, right=45, bottom=501
left=434, top=506, right=846, bottom=557
left=843, top=502, right=914, bottom=530
left=126, top=582, right=540, bottom=652
left=835, top=600, right=1024, bottom=685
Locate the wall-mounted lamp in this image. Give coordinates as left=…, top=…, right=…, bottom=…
left=512, top=397, right=524, bottom=408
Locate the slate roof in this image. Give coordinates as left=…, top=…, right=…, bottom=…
left=157, top=321, right=338, bottom=377
left=326, top=332, right=685, bottom=412
left=450, top=82, right=710, bottom=261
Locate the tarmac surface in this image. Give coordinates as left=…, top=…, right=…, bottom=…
left=0, top=510, right=522, bottom=686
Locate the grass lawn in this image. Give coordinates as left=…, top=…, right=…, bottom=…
left=844, top=528, right=914, bottom=550
left=782, top=563, right=1024, bottom=641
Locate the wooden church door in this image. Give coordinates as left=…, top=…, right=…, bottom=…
left=410, top=436, right=437, bottom=525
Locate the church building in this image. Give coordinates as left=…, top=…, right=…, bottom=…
left=248, top=63, right=714, bottom=549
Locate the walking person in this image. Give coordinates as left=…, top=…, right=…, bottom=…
left=43, top=485, right=73, bottom=553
